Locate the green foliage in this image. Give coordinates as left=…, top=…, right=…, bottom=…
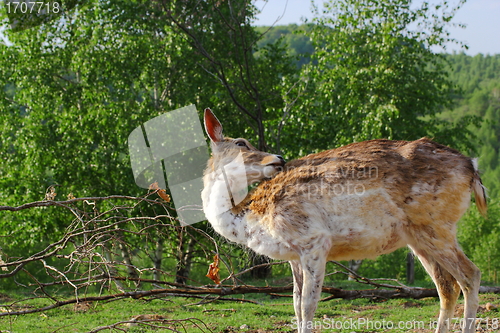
left=458, top=200, right=500, bottom=284
left=440, top=54, right=500, bottom=197
left=0, top=0, right=295, bottom=251
left=275, top=0, right=476, bottom=159
left=445, top=53, right=500, bottom=99
left=356, top=249, right=428, bottom=283
left=254, top=24, right=314, bottom=67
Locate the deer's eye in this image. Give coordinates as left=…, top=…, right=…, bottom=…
left=235, top=141, right=248, bottom=148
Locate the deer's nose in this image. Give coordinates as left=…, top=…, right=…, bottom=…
left=276, top=155, right=286, bottom=165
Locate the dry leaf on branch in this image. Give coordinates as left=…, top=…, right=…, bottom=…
left=206, top=254, right=221, bottom=284
left=44, top=185, right=57, bottom=201
left=149, top=181, right=171, bottom=202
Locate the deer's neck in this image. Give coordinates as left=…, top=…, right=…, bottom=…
left=202, top=170, right=251, bottom=245
left=202, top=168, right=298, bottom=261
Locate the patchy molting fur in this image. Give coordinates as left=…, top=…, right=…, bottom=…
left=201, top=109, right=486, bottom=333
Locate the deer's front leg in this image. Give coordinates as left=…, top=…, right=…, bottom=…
left=299, top=253, right=327, bottom=333
left=290, top=260, right=303, bottom=328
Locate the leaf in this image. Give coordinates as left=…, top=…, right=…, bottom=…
left=206, top=254, right=221, bottom=284
left=149, top=182, right=171, bottom=202
left=157, top=190, right=171, bottom=202
left=44, top=185, right=57, bottom=201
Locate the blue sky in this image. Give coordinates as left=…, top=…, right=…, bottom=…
left=253, top=0, right=500, bottom=55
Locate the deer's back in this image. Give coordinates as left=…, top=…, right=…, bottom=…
left=249, top=138, right=475, bottom=236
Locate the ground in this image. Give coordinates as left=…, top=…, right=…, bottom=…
left=1, top=291, right=500, bottom=332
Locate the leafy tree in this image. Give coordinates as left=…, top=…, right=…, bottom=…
left=0, top=0, right=297, bottom=281
left=276, top=0, right=478, bottom=159
left=0, top=1, right=192, bottom=246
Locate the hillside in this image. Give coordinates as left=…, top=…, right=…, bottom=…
left=446, top=54, right=500, bottom=197
left=254, top=24, right=314, bottom=67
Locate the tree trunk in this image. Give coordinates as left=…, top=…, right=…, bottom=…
left=116, top=229, right=139, bottom=282
left=175, top=230, right=196, bottom=284
left=153, top=236, right=163, bottom=281
left=249, top=250, right=272, bottom=279
left=407, top=252, right=415, bottom=285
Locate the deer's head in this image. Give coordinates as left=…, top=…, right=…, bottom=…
left=204, top=108, right=285, bottom=186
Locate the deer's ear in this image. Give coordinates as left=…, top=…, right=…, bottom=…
left=204, top=108, right=224, bottom=143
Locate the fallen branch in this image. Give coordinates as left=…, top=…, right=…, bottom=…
left=0, top=283, right=478, bottom=317
left=87, top=317, right=213, bottom=333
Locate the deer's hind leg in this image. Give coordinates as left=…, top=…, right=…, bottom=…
left=290, top=260, right=303, bottom=327
left=409, top=241, right=480, bottom=333
left=436, top=245, right=480, bottom=333
left=410, top=245, right=460, bottom=333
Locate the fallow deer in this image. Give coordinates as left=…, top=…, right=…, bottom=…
left=201, top=108, right=486, bottom=333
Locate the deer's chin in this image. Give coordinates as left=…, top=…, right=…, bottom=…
left=262, top=165, right=282, bottom=178
left=244, top=167, right=277, bottom=184
left=246, top=174, right=266, bottom=185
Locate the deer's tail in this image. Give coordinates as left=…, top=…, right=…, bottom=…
left=472, top=158, right=487, bottom=217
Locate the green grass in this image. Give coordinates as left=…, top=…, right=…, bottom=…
left=1, top=287, right=500, bottom=332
